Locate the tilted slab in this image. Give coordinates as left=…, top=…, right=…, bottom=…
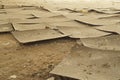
left=51, top=46, right=120, bottom=80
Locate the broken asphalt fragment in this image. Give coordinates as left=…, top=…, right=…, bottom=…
left=51, top=46, right=120, bottom=80
left=57, top=26, right=110, bottom=38
left=80, top=35, right=120, bottom=51
left=11, top=29, right=67, bottom=43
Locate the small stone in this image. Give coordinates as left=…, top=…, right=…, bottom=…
left=2, top=42, right=10, bottom=46
left=9, top=75, right=17, bottom=79
left=47, top=77, right=54, bottom=80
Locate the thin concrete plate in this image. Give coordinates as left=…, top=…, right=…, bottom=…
left=51, top=46, right=120, bottom=80
left=2, top=5, right=21, bottom=9
left=0, top=9, right=6, bottom=14
left=93, top=8, right=120, bottom=14
left=80, top=35, right=120, bottom=51
left=12, top=29, right=67, bottom=43
left=64, top=13, right=120, bottom=26
left=57, top=26, right=110, bottom=38
left=0, top=14, right=33, bottom=21
left=50, top=20, right=91, bottom=28
left=32, top=11, right=61, bottom=18
left=12, top=23, right=49, bottom=31
left=0, top=5, right=3, bottom=9
left=13, top=16, right=70, bottom=24
left=75, top=16, right=120, bottom=26
left=95, top=24, right=120, bottom=34
left=0, top=21, right=13, bottom=32
left=5, top=9, right=37, bottom=15
left=33, top=12, right=61, bottom=18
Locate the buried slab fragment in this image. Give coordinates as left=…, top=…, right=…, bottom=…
left=79, top=35, right=120, bottom=51
left=57, top=26, right=110, bottom=38
left=12, top=23, right=49, bottom=31
left=11, top=29, right=67, bottom=43
left=51, top=46, right=120, bottom=80
left=0, top=21, right=13, bottom=32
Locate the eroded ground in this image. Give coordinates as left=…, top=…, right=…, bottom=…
left=0, top=33, right=76, bottom=80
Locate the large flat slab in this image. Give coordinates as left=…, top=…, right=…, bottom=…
left=51, top=46, right=120, bottom=80
left=57, top=26, right=110, bottom=38
left=79, top=35, right=120, bottom=51
left=11, top=29, right=67, bottom=43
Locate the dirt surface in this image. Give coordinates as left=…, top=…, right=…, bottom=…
left=0, top=33, right=76, bottom=80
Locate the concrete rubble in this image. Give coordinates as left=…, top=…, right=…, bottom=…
left=0, top=0, right=120, bottom=80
